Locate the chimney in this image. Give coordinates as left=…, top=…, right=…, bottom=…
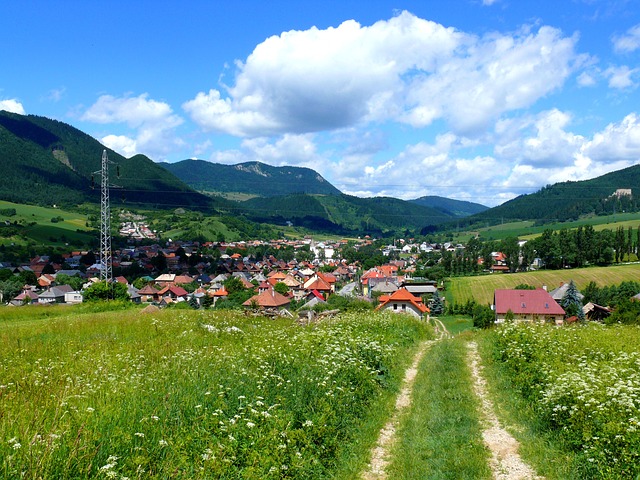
left=542, top=285, right=547, bottom=291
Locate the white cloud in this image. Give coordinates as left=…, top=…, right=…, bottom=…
left=240, top=134, right=320, bottom=168
left=184, top=13, right=579, bottom=138
left=604, top=65, right=638, bottom=89
left=0, top=99, right=26, bottom=114
left=101, top=134, right=138, bottom=158
left=495, top=109, right=585, bottom=168
left=613, top=23, right=640, bottom=53
left=83, top=93, right=184, bottom=160
left=403, top=26, right=579, bottom=133
left=582, top=113, right=640, bottom=162
left=577, top=71, right=597, bottom=87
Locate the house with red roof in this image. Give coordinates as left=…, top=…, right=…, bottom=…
left=376, top=287, right=430, bottom=319
left=242, top=288, right=291, bottom=310
left=493, top=289, right=565, bottom=324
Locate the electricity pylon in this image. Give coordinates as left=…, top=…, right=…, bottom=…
left=91, top=150, right=121, bottom=292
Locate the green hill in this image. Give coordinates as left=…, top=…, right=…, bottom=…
left=410, top=196, right=488, bottom=218
left=159, top=159, right=341, bottom=198
left=463, top=164, right=640, bottom=227
left=240, top=193, right=454, bottom=234
left=0, top=111, right=212, bottom=209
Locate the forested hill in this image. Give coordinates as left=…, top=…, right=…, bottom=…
left=0, top=111, right=212, bottom=209
left=240, top=193, right=455, bottom=234
left=160, top=159, right=342, bottom=198
left=458, top=163, right=640, bottom=227
left=410, top=196, right=488, bottom=218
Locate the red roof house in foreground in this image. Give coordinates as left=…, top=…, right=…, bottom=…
left=376, top=287, right=429, bottom=319
left=493, top=289, right=565, bottom=324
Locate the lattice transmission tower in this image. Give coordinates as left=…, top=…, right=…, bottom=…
left=95, top=149, right=119, bottom=283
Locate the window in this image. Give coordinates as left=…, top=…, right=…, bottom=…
left=393, top=303, right=398, bottom=310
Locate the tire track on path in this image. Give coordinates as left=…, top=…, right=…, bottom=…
left=466, top=341, right=543, bottom=480
left=361, top=338, right=434, bottom=480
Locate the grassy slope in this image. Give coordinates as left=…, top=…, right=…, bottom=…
left=448, top=263, right=640, bottom=305
left=0, top=200, right=94, bottom=247
left=451, top=212, right=640, bottom=243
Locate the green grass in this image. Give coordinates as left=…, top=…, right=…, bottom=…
left=448, top=263, right=640, bottom=305
left=481, top=323, right=640, bottom=478
left=436, top=315, right=475, bottom=335
left=0, top=200, right=94, bottom=247
left=388, top=338, right=491, bottom=479
left=475, top=331, right=580, bottom=479
left=0, top=308, right=432, bottom=479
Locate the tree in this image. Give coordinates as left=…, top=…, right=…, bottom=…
left=472, top=304, right=495, bottom=329
left=55, top=273, right=84, bottom=291
left=273, top=282, right=289, bottom=295
left=428, top=290, right=445, bottom=315
left=83, top=281, right=129, bottom=302
left=560, top=280, right=585, bottom=321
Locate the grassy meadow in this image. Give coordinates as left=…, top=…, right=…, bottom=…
left=0, top=307, right=431, bottom=479
left=0, top=200, right=94, bottom=248
left=484, top=323, right=640, bottom=479
left=447, top=263, right=640, bottom=305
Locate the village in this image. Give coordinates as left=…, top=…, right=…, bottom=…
left=0, top=228, right=609, bottom=326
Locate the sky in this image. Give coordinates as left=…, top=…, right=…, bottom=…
left=2, top=0, right=640, bottom=207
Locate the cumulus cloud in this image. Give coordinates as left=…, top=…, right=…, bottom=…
left=185, top=12, right=578, bottom=138
left=0, top=98, right=26, bottom=114
left=82, top=93, right=184, bottom=159
left=613, top=23, right=640, bottom=53
left=495, top=109, right=585, bottom=168
left=604, top=65, right=638, bottom=89
left=582, top=113, right=640, bottom=162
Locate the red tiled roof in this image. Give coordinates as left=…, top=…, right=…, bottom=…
left=376, top=287, right=429, bottom=314
left=494, top=289, right=565, bottom=316
left=243, top=288, right=291, bottom=308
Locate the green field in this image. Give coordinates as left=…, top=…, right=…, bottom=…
left=451, top=212, right=640, bottom=243
left=448, top=263, right=640, bottom=305
left=0, top=200, right=95, bottom=248
left=0, top=308, right=431, bottom=479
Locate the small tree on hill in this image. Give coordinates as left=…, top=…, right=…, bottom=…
left=561, top=280, right=585, bottom=321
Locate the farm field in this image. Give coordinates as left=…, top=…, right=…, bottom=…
left=447, top=263, right=640, bottom=305
left=0, top=308, right=431, bottom=479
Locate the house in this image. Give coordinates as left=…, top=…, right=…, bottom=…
left=242, top=288, right=291, bottom=310
left=64, top=291, right=84, bottom=304
left=494, top=289, right=565, bottom=324
left=137, top=284, right=159, bottom=303
left=549, top=282, right=584, bottom=304
left=156, top=285, right=188, bottom=302
left=376, top=287, right=430, bottom=319
left=582, top=302, right=611, bottom=321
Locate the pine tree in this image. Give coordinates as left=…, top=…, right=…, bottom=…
left=429, top=290, right=445, bottom=315
left=561, top=280, right=585, bottom=321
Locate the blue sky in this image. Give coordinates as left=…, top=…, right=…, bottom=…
left=2, top=0, right=640, bottom=206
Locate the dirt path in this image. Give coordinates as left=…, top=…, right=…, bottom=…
left=431, top=316, right=453, bottom=339
left=361, top=339, right=434, bottom=480
left=466, top=341, right=543, bottom=480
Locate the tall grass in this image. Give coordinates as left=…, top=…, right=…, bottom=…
left=0, top=309, right=432, bottom=479
left=388, top=338, right=491, bottom=479
left=487, top=323, right=640, bottom=479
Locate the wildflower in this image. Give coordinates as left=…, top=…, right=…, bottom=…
left=303, top=419, right=314, bottom=427
left=151, top=415, right=159, bottom=421
left=134, top=432, right=145, bottom=438
left=86, top=407, right=95, bottom=413
left=246, top=421, right=256, bottom=428
left=12, top=442, right=21, bottom=450
left=159, top=439, right=168, bottom=447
